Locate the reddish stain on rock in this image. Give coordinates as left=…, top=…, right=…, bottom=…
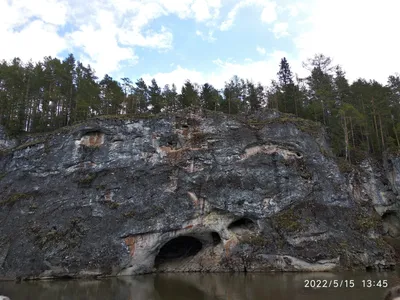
left=159, top=146, right=172, bottom=153
left=224, top=239, right=236, bottom=257
left=124, top=237, right=136, bottom=257
left=80, top=132, right=104, bottom=147
left=105, top=190, right=112, bottom=201
left=184, top=224, right=194, bottom=229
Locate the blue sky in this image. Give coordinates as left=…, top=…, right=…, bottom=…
left=1, top=0, right=400, bottom=89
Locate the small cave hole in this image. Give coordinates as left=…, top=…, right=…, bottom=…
left=80, top=130, right=105, bottom=147
left=295, top=152, right=303, bottom=158
left=154, top=236, right=203, bottom=268
left=228, top=218, right=256, bottom=232
left=211, top=232, right=222, bottom=246
left=382, top=211, right=400, bottom=238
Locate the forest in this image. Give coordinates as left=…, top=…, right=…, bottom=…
left=0, top=53, right=399, bottom=164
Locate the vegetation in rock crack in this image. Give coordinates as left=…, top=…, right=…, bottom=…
left=0, top=193, right=31, bottom=207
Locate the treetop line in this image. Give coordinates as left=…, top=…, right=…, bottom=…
left=1, top=53, right=399, bottom=163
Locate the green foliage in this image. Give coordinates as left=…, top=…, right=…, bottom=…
left=247, top=114, right=322, bottom=136
left=180, top=80, right=199, bottom=108
left=200, top=83, right=221, bottom=111
left=78, top=173, right=97, bottom=186
left=33, top=218, right=84, bottom=249
left=355, top=213, right=380, bottom=232
left=0, top=193, right=31, bottom=207
left=96, top=184, right=107, bottom=190
left=273, top=209, right=302, bottom=232
left=337, top=157, right=353, bottom=173
left=239, top=234, right=267, bottom=247
left=105, top=202, right=120, bottom=209
left=123, top=210, right=135, bottom=218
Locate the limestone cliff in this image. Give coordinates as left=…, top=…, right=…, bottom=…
left=0, top=109, right=398, bottom=280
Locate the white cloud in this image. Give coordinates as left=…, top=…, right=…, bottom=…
left=293, top=0, right=400, bottom=83
left=142, top=50, right=289, bottom=90
left=67, top=10, right=136, bottom=76
left=260, top=2, right=277, bottom=24
left=284, top=2, right=308, bottom=17
left=0, top=0, right=223, bottom=79
left=271, top=22, right=289, bottom=38
left=220, top=0, right=277, bottom=31
left=256, top=46, right=266, bottom=55
left=119, top=26, right=173, bottom=49
left=142, top=65, right=205, bottom=90
left=0, top=20, right=67, bottom=63
left=0, top=0, right=68, bottom=61
left=191, top=0, right=212, bottom=21
left=196, top=29, right=216, bottom=42
left=156, top=0, right=221, bottom=22
left=3, top=0, right=68, bottom=27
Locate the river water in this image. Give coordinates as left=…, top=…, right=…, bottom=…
left=1, top=271, right=399, bottom=300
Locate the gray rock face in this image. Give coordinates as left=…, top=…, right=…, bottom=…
left=0, top=127, right=16, bottom=151
left=0, top=110, right=397, bottom=280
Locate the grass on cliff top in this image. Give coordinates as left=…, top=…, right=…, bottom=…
left=13, top=139, right=46, bottom=151
left=246, top=114, right=322, bottom=136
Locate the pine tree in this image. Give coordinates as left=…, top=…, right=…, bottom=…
left=180, top=80, right=199, bottom=108
left=121, top=77, right=133, bottom=115
left=134, top=78, right=149, bottom=113
left=276, top=58, right=299, bottom=115
left=200, top=83, right=220, bottom=111
left=99, top=74, right=124, bottom=115
left=149, top=78, right=163, bottom=113
left=303, top=54, right=335, bottom=125
left=246, top=81, right=261, bottom=112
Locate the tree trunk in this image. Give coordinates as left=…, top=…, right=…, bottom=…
left=342, top=113, right=349, bottom=161
left=349, top=116, right=355, bottom=149
left=371, top=97, right=380, bottom=152
left=379, top=114, right=385, bottom=150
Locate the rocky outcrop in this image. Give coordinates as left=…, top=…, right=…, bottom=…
left=0, top=109, right=397, bottom=280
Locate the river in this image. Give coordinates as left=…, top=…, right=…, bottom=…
left=1, top=271, right=399, bottom=300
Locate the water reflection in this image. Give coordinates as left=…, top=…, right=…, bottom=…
left=0, top=271, right=399, bottom=300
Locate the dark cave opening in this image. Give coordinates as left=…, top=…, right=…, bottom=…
left=154, top=236, right=203, bottom=268
left=211, top=231, right=222, bottom=245
left=382, top=211, right=400, bottom=238
left=228, top=218, right=256, bottom=231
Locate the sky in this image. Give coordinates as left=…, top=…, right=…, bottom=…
left=1, top=0, right=400, bottom=90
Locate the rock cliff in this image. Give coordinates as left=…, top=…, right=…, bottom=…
left=0, top=109, right=398, bottom=280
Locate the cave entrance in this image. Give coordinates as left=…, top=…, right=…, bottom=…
left=211, top=231, right=222, bottom=246
left=228, top=218, right=256, bottom=233
left=154, top=236, right=203, bottom=268
left=382, top=211, right=400, bottom=238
